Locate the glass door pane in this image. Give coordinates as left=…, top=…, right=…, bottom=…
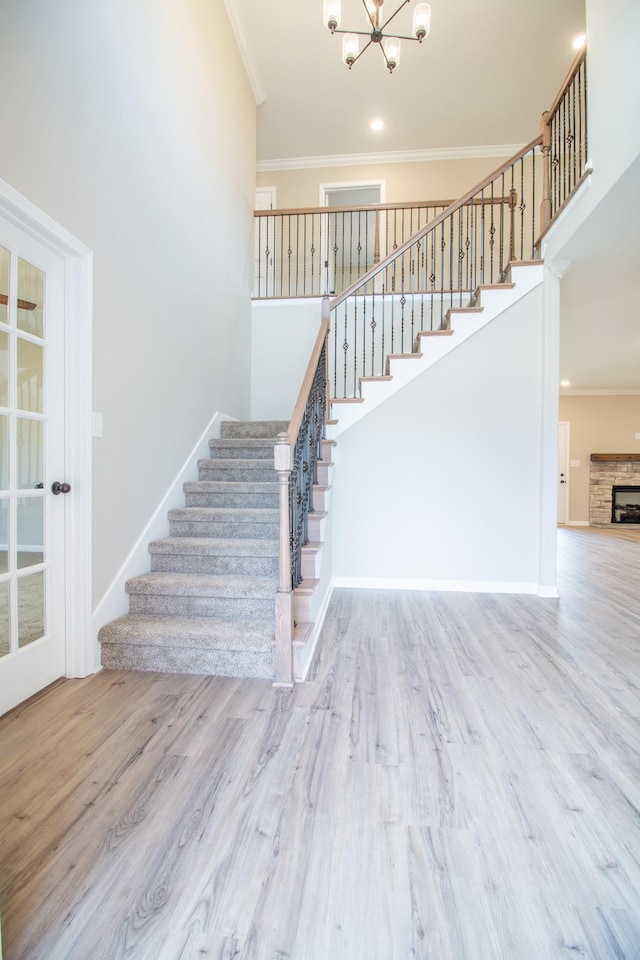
left=0, top=249, right=48, bottom=663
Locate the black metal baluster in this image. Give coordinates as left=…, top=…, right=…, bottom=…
left=531, top=147, right=537, bottom=258
left=353, top=294, right=358, bottom=397
left=440, top=219, right=445, bottom=328
left=578, top=62, right=583, bottom=179
left=370, top=284, right=376, bottom=376
left=457, top=208, right=463, bottom=305
left=342, top=301, right=348, bottom=398
left=490, top=180, right=496, bottom=284
left=479, top=189, right=485, bottom=287
left=572, top=73, right=578, bottom=191
left=429, top=225, right=435, bottom=331
left=391, top=257, right=396, bottom=353
left=520, top=157, right=525, bottom=261
left=311, top=214, right=316, bottom=297
left=380, top=281, right=385, bottom=376
left=562, top=94, right=567, bottom=205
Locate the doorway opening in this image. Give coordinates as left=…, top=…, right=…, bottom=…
left=319, top=181, right=385, bottom=295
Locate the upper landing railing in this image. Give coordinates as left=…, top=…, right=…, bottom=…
left=254, top=199, right=451, bottom=299
left=540, top=47, right=588, bottom=238
left=254, top=49, right=589, bottom=314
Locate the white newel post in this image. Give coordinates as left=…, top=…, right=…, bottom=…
left=273, top=433, right=294, bottom=686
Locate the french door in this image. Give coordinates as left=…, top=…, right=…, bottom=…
left=0, top=220, right=66, bottom=716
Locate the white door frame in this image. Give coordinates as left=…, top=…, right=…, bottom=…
left=558, top=420, right=570, bottom=525
left=319, top=180, right=386, bottom=295
left=0, top=178, right=93, bottom=678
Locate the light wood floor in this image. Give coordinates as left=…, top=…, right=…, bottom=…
left=1, top=526, right=639, bottom=959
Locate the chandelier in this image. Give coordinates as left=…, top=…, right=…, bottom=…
left=323, top=0, right=431, bottom=73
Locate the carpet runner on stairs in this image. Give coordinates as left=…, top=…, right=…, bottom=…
left=98, top=420, right=289, bottom=680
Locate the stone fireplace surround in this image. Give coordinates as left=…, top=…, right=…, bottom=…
left=589, top=454, right=640, bottom=526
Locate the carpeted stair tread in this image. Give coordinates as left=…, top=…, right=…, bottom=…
left=126, top=571, right=277, bottom=599
left=99, top=613, right=273, bottom=650
left=221, top=420, right=288, bottom=439
left=197, top=459, right=276, bottom=482
left=184, top=481, right=278, bottom=494
left=149, top=537, right=278, bottom=557
left=168, top=507, right=278, bottom=523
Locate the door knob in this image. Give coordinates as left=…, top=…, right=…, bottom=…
left=51, top=481, right=71, bottom=495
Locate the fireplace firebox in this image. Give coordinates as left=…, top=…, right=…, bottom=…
left=611, top=485, right=640, bottom=524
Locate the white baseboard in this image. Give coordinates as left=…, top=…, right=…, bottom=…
left=331, top=576, right=556, bottom=596
left=91, top=410, right=234, bottom=670
left=294, top=581, right=334, bottom=682
left=564, top=520, right=590, bottom=526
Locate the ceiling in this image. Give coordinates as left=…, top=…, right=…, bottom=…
left=229, top=0, right=640, bottom=393
left=230, top=0, right=586, bottom=165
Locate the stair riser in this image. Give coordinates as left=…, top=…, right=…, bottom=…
left=199, top=466, right=276, bottom=482
left=169, top=520, right=279, bottom=539
left=150, top=555, right=278, bottom=577
left=101, top=643, right=273, bottom=679
left=316, top=462, right=333, bottom=486
left=129, top=594, right=275, bottom=620
left=184, top=492, right=279, bottom=509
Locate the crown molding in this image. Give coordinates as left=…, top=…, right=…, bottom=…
left=223, top=0, right=266, bottom=106
left=560, top=389, right=640, bottom=396
left=256, top=143, right=526, bottom=173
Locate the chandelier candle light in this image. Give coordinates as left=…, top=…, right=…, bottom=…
left=324, top=0, right=431, bottom=72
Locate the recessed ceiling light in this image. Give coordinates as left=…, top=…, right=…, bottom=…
left=560, top=380, right=571, bottom=387
left=572, top=33, right=586, bottom=50
left=371, top=118, right=384, bottom=132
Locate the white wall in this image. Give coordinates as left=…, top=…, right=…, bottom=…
left=331, top=286, right=556, bottom=592
left=251, top=300, right=324, bottom=420
left=0, top=0, right=256, bottom=606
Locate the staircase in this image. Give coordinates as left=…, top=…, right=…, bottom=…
left=99, top=420, right=290, bottom=680
left=327, top=261, right=544, bottom=437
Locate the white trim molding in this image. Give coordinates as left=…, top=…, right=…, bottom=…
left=332, top=577, right=559, bottom=597
left=0, top=176, right=94, bottom=680
left=560, top=388, right=640, bottom=396
left=223, top=0, right=266, bottom=106
left=257, top=143, right=526, bottom=173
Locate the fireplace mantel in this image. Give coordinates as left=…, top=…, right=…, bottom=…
left=591, top=454, right=640, bottom=462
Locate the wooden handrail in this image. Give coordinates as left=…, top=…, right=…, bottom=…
left=255, top=200, right=451, bottom=218
left=329, top=134, right=543, bottom=311
left=254, top=197, right=512, bottom=217
left=273, top=312, right=330, bottom=686
left=286, top=315, right=330, bottom=447
left=546, top=47, right=586, bottom=121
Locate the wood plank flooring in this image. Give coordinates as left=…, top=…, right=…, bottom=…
left=1, top=526, right=639, bottom=959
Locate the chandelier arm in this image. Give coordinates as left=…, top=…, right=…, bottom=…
left=360, top=0, right=377, bottom=29
left=331, top=28, right=379, bottom=36
left=380, top=33, right=422, bottom=41
left=348, top=38, right=374, bottom=67
left=379, top=0, right=412, bottom=34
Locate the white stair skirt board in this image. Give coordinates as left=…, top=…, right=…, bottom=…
left=327, top=263, right=544, bottom=439
left=293, top=582, right=334, bottom=681
left=92, top=410, right=234, bottom=665
left=332, top=576, right=560, bottom=598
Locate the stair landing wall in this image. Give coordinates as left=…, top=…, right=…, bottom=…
left=329, top=285, right=559, bottom=595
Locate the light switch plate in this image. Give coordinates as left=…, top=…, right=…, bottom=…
left=92, top=412, right=103, bottom=438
